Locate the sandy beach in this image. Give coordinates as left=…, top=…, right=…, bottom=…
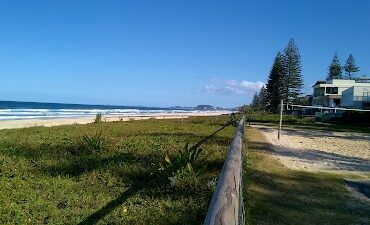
left=0, top=111, right=232, bottom=130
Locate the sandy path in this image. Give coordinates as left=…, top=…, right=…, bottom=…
left=254, top=125, right=370, bottom=175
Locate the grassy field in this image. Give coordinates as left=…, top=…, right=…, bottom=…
left=0, top=116, right=236, bottom=224
left=2, top=115, right=369, bottom=224
left=244, top=127, right=370, bottom=225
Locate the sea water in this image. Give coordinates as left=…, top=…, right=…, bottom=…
left=0, top=101, right=196, bottom=121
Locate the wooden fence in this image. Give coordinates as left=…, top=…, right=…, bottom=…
left=203, top=117, right=245, bottom=225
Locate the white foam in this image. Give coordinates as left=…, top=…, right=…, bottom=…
left=0, top=107, right=232, bottom=121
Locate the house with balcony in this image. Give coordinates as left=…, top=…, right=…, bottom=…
left=312, top=78, right=370, bottom=108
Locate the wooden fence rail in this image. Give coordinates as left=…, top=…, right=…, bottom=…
left=203, top=117, right=245, bottom=225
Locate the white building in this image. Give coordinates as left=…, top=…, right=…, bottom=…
left=341, top=86, right=370, bottom=108
left=312, top=78, right=370, bottom=108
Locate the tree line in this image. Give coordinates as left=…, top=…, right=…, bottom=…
left=327, top=53, right=360, bottom=80
left=250, top=39, right=362, bottom=112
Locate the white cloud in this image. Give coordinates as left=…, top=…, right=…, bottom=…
left=203, top=79, right=265, bottom=95
left=239, top=81, right=265, bottom=91
left=204, top=85, right=217, bottom=93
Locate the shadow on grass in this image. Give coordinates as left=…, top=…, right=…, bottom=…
left=74, top=123, right=233, bottom=224
left=0, top=121, right=236, bottom=224
left=245, top=168, right=370, bottom=225
left=2, top=129, right=232, bottom=158
left=76, top=177, right=212, bottom=224
left=70, top=124, right=228, bottom=225
left=345, top=179, right=370, bottom=199
left=0, top=126, right=233, bottom=180
left=77, top=182, right=146, bottom=225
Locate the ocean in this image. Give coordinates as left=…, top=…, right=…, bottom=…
left=0, top=101, right=197, bottom=121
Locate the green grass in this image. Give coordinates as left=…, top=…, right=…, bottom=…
left=282, top=122, right=370, bottom=133
left=0, top=116, right=235, bottom=224
left=244, top=128, right=370, bottom=225
left=3, top=115, right=367, bottom=224
left=246, top=114, right=310, bottom=124
left=246, top=114, right=370, bottom=133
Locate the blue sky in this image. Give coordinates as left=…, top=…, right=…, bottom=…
left=0, top=0, right=369, bottom=108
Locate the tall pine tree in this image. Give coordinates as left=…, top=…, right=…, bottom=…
left=258, top=85, right=268, bottom=110
left=266, top=52, right=284, bottom=112
left=280, top=39, right=303, bottom=102
left=327, top=52, right=342, bottom=80
left=344, top=54, right=359, bottom=79
left=250, top=86, right=268, bottom=111
left=251, top=92, right=259, bottom=110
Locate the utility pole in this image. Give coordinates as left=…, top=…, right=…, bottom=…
left=278, top=99, right=283, bottom=140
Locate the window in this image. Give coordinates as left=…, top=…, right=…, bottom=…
left=314, top=87, right=325, bottom=97
left=326, top=87, right=338, bottom=94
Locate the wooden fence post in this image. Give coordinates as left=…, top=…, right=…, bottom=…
left=203, top=117, right=245, bottom=225
left=278, top=99, right=283, bottom=140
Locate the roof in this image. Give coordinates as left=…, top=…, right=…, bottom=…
left=312, top=80, right=326, bottom=87
left=355, top=77, right=370, bottom=83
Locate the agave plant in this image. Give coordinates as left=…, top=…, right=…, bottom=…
left=83, top=131, right=103, bottom=151
left=160, top=143, right=206, bottom=178
left=94, top=113, right=102, bottom=123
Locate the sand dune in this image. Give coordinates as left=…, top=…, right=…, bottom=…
left=0, top=111, right=231, bottom=130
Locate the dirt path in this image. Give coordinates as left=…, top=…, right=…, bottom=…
left=253, top=125, right=370, bottom=176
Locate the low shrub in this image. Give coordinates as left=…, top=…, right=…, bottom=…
left=159, top=143, right=206, bottom=179
left=83, top=131, right=103, bottom=151
left=228, top=113, right=239, bottom=127
left=246, top=114, right=299, bottom=124
left=341, top=111, right=370, bottom=125
left=94, top=113, right=103, bottom=123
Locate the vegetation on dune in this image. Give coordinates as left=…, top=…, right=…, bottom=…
left=83, top=131, right=103, bottom=151
left=159, top=143, right=206, bottom=179
left=0, top=116, right=235, bottom=224
left=2, top=114, right=367, bottom=224
left=239, top=110, right=314, bottom=125
left=94, top=113, right=103, bottom=123
left=159, top=113, right=240, bottom=181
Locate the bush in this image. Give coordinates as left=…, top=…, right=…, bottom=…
left=228, top=113, right=239, bottom=127
left=159, top=143, right=206, bottom=178
left=83, top=131, right=103, bottom=151
left=246, top=114, right=299, bottom=124
left=341, top=111, right=370, bottom=125
left=94, top=113, right=102, bottom=123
